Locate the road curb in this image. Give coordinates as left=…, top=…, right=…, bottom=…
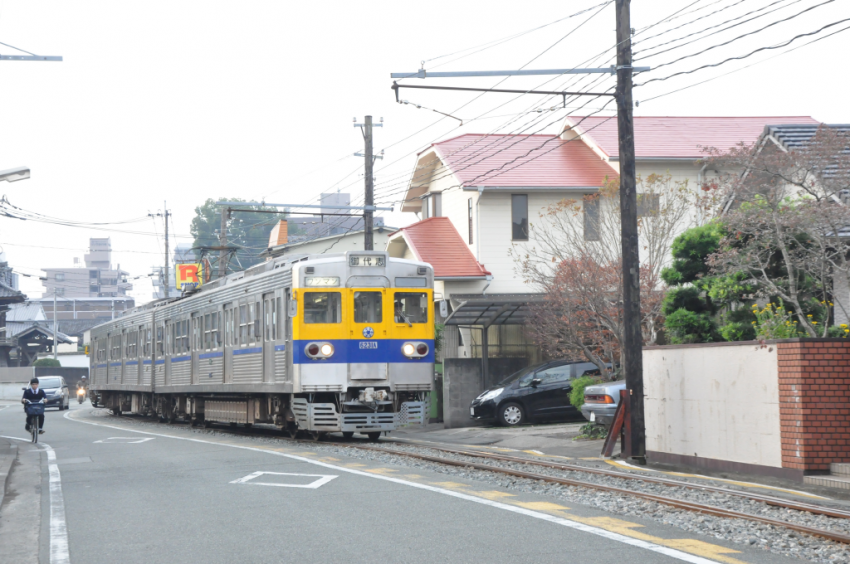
left=0, top=438, right=18, bottom=510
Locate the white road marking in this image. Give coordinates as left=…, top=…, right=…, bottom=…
left=64, top=412, right=721, bottom=564
left=230, top=471, right=338, bottom=488
left=93, top=437, right=154, bottom=444
left=1, top=435, right=70, bottom=564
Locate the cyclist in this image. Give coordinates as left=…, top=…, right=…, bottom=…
left=22, top=378, right=47, bottom=435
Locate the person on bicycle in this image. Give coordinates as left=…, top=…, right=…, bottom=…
left=22, top=378, right=47, bottom=434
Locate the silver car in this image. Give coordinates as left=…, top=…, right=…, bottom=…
left=580, top=380, right=626, bottom=426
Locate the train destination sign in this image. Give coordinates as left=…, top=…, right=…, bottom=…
left=305, top=276, right=340, bottom=287
left=349, top=255, right=385, bottom=267
left=176, top=263, right=204, bottom=291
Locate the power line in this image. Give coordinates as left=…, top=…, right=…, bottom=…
left=638, top=16, right=850, bottom=86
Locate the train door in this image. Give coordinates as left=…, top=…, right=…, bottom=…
left=285, top=289, right=293, bottom=385
left=223, top=303, right=233, bottom=383
left=262, top=293, right=275, bottom=383
left=191, top=313, right=200, bottom=385
left=164, top=322, right=172, bottom=386
left=120, top=329, right=127, bottom=384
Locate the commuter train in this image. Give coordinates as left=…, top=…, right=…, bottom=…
left=88, top=251, right=434, bottom=439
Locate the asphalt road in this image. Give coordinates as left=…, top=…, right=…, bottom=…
left=0, top=402, right=803, bottom=564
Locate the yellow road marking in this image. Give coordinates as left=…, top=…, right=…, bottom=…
left=291, top=451, right=317, bottom=456
left=513, top=501, right=570, bottom=512
left=473, top=490, right=518, bottom=501
left=345, top=463, right=367, bottom=468
left=404, top=474, right=423, bottom=479
left=364, top=468, right=398, bottom=475
left=432, top=481, right=471, bottom=489
left=321, top=457, right=341, bottom=462
left=569, top=515, right=746, bottom=564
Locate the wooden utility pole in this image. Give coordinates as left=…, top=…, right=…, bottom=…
left=218, top=208, right=230, bottom=279
left=363, top=115, right=374, bottom=251
left=163, top=202, right=170, bottom=299
left=615, top=0, right=645, bottom=462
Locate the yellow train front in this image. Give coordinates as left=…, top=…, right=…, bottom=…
left=289, top=252, right=433, bottom=439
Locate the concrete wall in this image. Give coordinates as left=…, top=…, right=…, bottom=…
left=443, top=357, right=528, bottom=429
left=644, top=342, right=783, bottom=469
left=0, top=367, right=34, bottom=383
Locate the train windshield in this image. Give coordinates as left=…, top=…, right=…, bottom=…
left=393, top=292, right=428, bottom=324
left=354, top=292, right=383, bottom=323
left=303, top=292, right=341, bottom=324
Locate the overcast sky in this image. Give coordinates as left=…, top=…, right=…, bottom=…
left=1, top=0, right=847, bottom=303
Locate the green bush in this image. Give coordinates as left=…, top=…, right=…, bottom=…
left=33, top=358, right=61, bottom=367
left=570, top=375, right=603, bottom=410
left=662, top=286, right=709, bottom=317
left=664, top=309, right=716, bottom=344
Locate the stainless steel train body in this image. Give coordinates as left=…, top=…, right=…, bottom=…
left=88, top=251, right=433, bottom=437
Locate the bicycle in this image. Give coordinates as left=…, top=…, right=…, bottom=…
left=25, top=401, right=45, bottom=444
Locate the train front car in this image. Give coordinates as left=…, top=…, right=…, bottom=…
left=291, top=251, right=433, bottom=439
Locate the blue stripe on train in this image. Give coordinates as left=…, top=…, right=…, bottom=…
left=199, top=351, right=223, bottom=360
left=125, top=361, right=138, bottom=366
left=233, top=347, right=262, bottom=356
left=292, top=339, right=435, bottom=365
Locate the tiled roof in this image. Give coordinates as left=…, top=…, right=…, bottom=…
left=390, top=217, right=491, bottom=279
left=431, top=133, right=617, bottom=187
left=565, top=116, right=821, bottom=159
left=0, top=280, right=24, bottom=303
left=7, top=302, right=46, bottom=322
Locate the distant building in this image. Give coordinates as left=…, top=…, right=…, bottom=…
left=37, top=238, right=135, bottom=339
left=0, top=253, right=26, bottom=367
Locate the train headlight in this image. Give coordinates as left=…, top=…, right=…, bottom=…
left=402, top=342, right=429, bottom=358
left=305, top=342, right=334, bottom=359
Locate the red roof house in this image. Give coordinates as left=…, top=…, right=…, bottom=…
left=563, top=116, right=820, bottom=160
left=386, top=217, right=490, bottom=280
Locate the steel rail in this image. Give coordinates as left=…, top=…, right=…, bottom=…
left=380, top=441, right=850, bottom=520
left=333, top=442, right=850, bottom=545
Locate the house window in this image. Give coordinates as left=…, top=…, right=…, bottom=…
left=55, top=273, right=65, bottom=282
left=637, top=194, right=660, bottom=218
left=583, top=195, right=600, bottom=241
left=468, top=198, right=474, bottom=244
left=54, top=288, right=65, bottom=296
left=511, top=194, right=528, bottom=241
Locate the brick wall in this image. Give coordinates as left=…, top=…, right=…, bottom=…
left=777, top=340, right=850, bottom=473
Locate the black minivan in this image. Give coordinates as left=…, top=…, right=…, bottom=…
left=469, top=360, right=605, bottom=426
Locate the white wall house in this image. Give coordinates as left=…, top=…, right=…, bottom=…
left=395, top=116, right=820, bottom=363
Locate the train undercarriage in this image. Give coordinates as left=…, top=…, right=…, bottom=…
left=90, top=388, right=429, bottom=440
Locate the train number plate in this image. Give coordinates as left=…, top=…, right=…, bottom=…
left=359, top=342, right=378, bottom=349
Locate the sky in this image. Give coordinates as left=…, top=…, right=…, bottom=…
left=0, top=0, right=847, bottom=304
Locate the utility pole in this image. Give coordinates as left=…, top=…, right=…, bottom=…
left=616, top=0, right=645, bottom=463
left=53, top=289, right=58, bottom=360
left=163, top=201, right=170, bottom=299
left=149, top=205, right=171, bottom=299
left=219, top=208, right=230, bottom=279
left=355, top=116, right=383, bottom=251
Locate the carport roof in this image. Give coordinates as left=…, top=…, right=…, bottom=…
left=444, top=294, right=544, bottom=326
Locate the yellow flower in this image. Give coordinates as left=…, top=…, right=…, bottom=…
left=841, top=324, right=848, bottom=329
left=812, top=321, right=818, bottom=325
left=807, top=314, right=813, bottom=318
left=751, top=321, right=757, bottom=325
left=845, top=329, right=849, bottom=334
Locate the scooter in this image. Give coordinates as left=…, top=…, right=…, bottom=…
left=76, top=388, right=86, bottom=404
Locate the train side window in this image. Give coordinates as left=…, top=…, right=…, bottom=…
left=203, top=314, right=210, bottom=350
left=354, top=291, right=382, bottom=324
left=274, top=298, right=280, bottom=340
left=254, top=301, right=261, bottom=342
left=303, top=292, right=341, bottom=324
left=240, top=305, right=248, bottom=344
left=156, top=326, right=163, bottom=356
left=393, top=292, right=428, bottom=324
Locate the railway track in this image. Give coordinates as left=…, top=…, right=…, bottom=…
left=119, top=412, right=850, bottom=545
